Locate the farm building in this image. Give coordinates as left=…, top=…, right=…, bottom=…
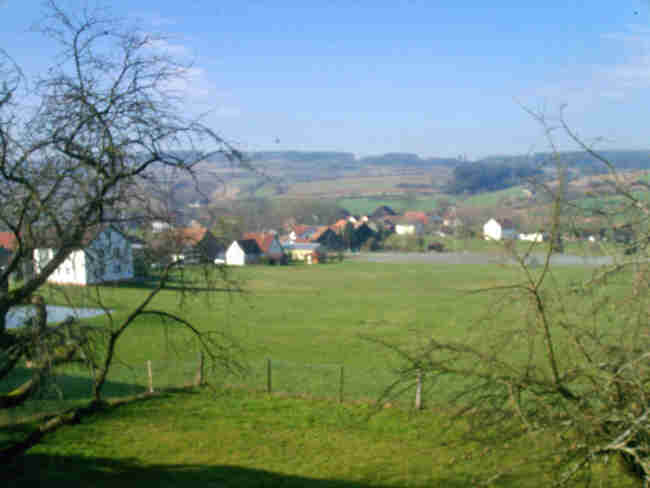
left=395, top=221, right=423, bottom=236
left=483, top=218, right=517, bottom=241
left=225, top=239, right=263, bottom=266
left=281, top=241, right=322, bottom=263
left=170, top=226, right=225, bottom=264
left=244, top=232, right=285, bottom=262
left=519, top=232, right=544, bottom=242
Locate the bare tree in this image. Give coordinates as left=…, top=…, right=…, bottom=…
left=0, top=1, right=246, bottom=460
left=379, top=110, right=650, bottom=486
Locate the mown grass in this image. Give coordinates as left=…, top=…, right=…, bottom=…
left=457, top=186, right=527, bottom=208
left=6, top=387, right=634, bottom=488
left=2, top=260, right=638, bottom=486
left=2, top=260, right=599, bottom=414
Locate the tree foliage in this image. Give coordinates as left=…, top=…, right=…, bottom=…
left=382, top=111, right=650, bottom=486
left=448, top=161, right=543, bottom=195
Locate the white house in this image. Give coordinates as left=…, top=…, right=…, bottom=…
left=519, top=232, right=544, bottom=242
left=395, top=221, right=423, bottom=236
left=395, top=224, right=415, bottom=235
left=151, top=220, right=172, bottom=233
left=33, top=226, right=134, bottom=285
left=483, top=218, right=517, bottom=241
left=225, top=239, right=262, bottom=266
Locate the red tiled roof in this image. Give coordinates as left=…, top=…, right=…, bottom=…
left=291, top=225, right=308, bottom=235
left=309, top=226, right=330, bottom=242
left=173, top=226, right=208, bottom=246
left=243, top=232, right=278, bottom=253
left=403, top=211, right=429, bottom=225
left=0, top=232, right=17, bottom=250
left=331, top=219, right=348, bottom=231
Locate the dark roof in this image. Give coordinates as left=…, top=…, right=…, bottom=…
left=243, top=232, right=282, bottom=253
left=237, top=239, right=262, bottom=255
left=497, top=218, right=515, bottom=229
left=34, top=224, right=127, bottom=249
left=370, top=205, right=397, bottom=218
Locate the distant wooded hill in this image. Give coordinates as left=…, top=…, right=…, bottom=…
left=137, top=149, right=650, bottom=212
left=161, top=149, right=650, bottom=173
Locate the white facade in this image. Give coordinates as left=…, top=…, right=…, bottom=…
left=395, top=224, right=416, bottom=236
left=225, top=241, right=245, bottom=266
left=151, top=221, right=171, bottom=233
left=519, top=233, right=544, bottom=242
left=483, top=218, right=516, bottom=241
left=34, top=227, right=134, bottom=285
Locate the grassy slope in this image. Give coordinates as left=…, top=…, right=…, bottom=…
left=4, top=262, right=597, bottom=402
left=457, top=186, right=527, bottom=208
left=8, top=388, right=632, bottom=488
left=3, top=261, right=636, bottom=487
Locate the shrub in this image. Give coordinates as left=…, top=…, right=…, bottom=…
left=427, top=242, right=445, bottom=252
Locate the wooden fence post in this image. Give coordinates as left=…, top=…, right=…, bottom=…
left=147, top=360, right=154, bottom=393
left=266, top=358, right=272, bottom=393
left=194, top=351, right=205, bottom=387
left=415, top=369, right=422, bottom=410
left=339, top=365, right=344, bottom=403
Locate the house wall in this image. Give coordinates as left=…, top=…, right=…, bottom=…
left=35, top=249, right=89, bottom=286
left=519, top=233, right=543, bottom=242
left=483, top=219, right=502, bottom=240
left=225, top=242, right=245, bottom=266
left=395, top=224, right=415, bottom=235
left=85, top=229, right=134, bottom=284
left=289, top=248, right=316, bottom=261
left=34, top=228, right=133, bottom=286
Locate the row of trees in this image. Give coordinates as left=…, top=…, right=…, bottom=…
left=382, top=113, right=650, bottom=485
left=448, top=161, right=544, bottom=194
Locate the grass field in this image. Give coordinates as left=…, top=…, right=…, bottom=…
left=3, top=262, right=525, bottom=403
left=2, top=261, right=601, bottom=405
left=2, top=260, right=636, bottom=486
left=456, top=186, right=527, bottom=208
left=7, top=387, right=633, bottom=488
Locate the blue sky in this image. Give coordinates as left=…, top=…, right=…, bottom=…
left=2, top=0, right=650, bottom=159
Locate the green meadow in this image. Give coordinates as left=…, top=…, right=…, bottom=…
left=10, top=261, right=590, bottom=403
left=2, top=260, right=635, bottom=486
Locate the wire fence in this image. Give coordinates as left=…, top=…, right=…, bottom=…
left=1, top=357, right=432, bottom=426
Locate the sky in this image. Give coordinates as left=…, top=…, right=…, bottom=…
left=2, top=0, right=650, bottom=159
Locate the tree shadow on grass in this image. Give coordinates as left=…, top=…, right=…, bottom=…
left=114, top=277, right=243, bottom=294
left=5, top=453, right=502, bottom=488
left=0, top=367, right=147, bottom=403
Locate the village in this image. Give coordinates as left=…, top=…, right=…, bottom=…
left=0, top=202, right=634, bottom=287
